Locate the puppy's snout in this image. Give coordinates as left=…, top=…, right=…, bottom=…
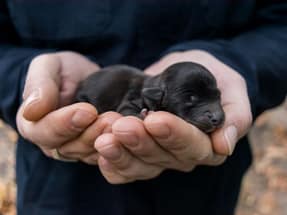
left=204, top=111, right=224, bottom=127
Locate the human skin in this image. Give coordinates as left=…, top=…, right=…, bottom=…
left=16, top=50, right=252, bottom=183
left=16, top=52, right=101, bottom=159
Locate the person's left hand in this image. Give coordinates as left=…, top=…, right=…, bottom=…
left=94, top=113, right=224, bottom=184
left=93, top=50, right=252, bottom=184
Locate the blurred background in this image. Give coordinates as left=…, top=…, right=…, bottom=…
left=0, top=99, right=286, bottom=215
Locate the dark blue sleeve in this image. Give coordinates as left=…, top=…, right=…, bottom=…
left=164, top=1, right=287, bottom=117
left=0, top=2, right=49, bottom=129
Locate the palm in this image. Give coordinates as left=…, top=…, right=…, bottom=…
left=55, top=52, right=100, bottom=107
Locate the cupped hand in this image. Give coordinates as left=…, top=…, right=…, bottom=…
left=16, top=51, right=101, bottom=159
left=94, top=113, right=225, bottom=184
left=145, top=50, right=253, bottom=155
left=94, top=50, right=252, bottom=184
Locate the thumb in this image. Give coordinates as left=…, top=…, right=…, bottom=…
left=211, top=98, right=252, bottom=156
left=22, top=54, right=61, bottom=121
left=17, top=102, right=98, bottom=149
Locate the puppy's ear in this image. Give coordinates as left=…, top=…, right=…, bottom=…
left=141, top=87, right=164, bottom=110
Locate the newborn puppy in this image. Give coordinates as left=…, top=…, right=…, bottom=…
left=76, top=62, right=225, bottom=133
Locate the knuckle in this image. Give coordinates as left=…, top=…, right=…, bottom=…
left=234, top=111, right=253, bottom=136
left=55, top=51, right=76, bottom=57
left=30, top=55, right=48, bottom=68
left=237, top=74, right=246, bottom=85
left=49, top=123, right=68, bottom=139
left=162, top=139, right=187, bottom=152
left=31, top=53, right=58, bottom=66
left=30, top=55, right=44, bottom=66
left=231, top=71, right=246, bottom=86
left=47, top=116, right=78, bottom=138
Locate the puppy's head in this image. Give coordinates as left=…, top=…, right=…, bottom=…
left=142, top=62, right=225, bottom=133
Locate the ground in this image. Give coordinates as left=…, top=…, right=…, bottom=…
left=236, top=101, right=287, bottom=215
left=0, top=101, right=287, bottom=215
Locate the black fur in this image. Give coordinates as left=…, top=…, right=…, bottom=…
left=76, top=62, right=225, bottom=133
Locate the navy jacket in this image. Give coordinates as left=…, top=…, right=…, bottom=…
left=0, top=1, right=287, bottom=215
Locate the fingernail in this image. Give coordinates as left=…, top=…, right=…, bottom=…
left=224, top=125, right=238, bottom=155
left=71, top=110, right=96, bottom=129
left=23, top=88, right=41, bottom=109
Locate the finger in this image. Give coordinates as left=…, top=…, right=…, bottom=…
left=58, top=112, right=122, bottom=159
left=81, top=153, right=100, bottom=166
left=95, top=133, right=163, bottom=184
left=98, top=157, right=131, bottom=184
left=144, top=111, right=217, bottom=171
left=211, top=76, right=252, bottom=155
left=112, top=116, right=176, bottom=167
left=22, top=54, right=62, bottom=121
left=17, top=102, right=98, bottom=149
left=57, top=139, right=95, bottom=160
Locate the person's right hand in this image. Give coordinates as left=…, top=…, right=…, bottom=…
left=16, top=51, right=101, bottom=160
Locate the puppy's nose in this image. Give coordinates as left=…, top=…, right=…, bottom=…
left=205, top=111, right=224, bottom=127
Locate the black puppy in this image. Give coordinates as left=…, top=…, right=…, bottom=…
left=76, top=62, right=225, bottom=133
